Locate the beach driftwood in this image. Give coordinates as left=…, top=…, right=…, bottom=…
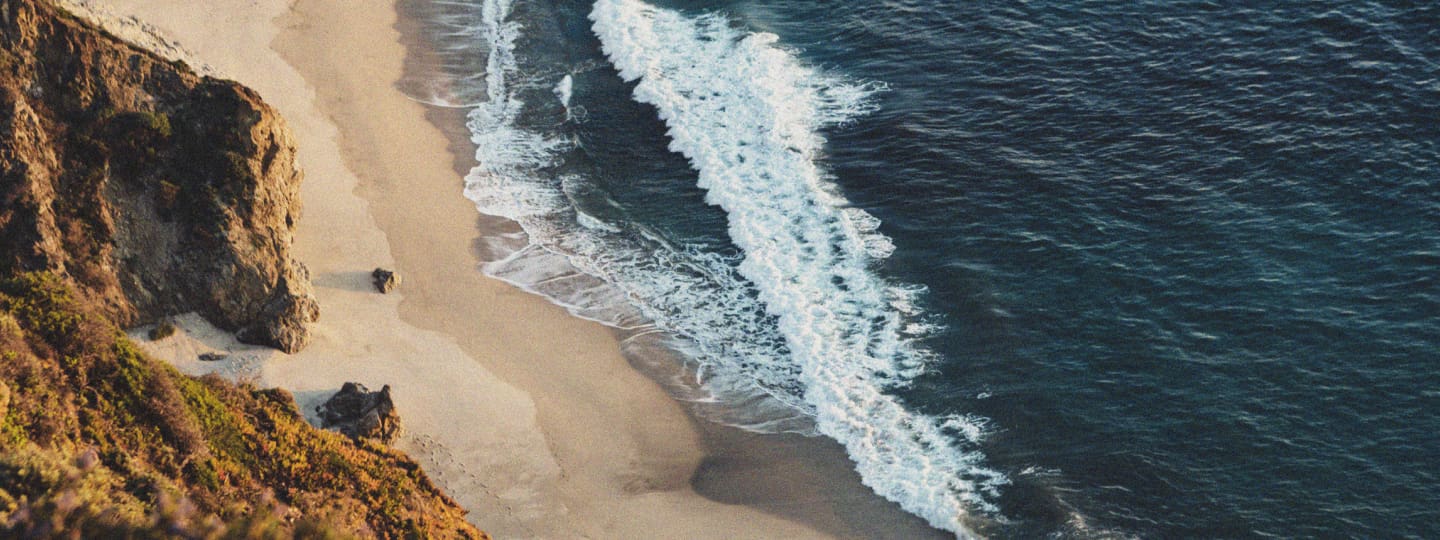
left=317, top=382, right=402, bottom=444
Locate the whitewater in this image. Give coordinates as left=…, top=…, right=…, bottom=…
left=441, top=0, right=1014, bottom=534
left=589, top=0, right=1009, bottom=535
left=456, top=0, right=828, bottom=434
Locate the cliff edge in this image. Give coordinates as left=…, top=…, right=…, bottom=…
left=0, top=0, right=317, bottom=352
left=0, top=1, right=487, bottom=537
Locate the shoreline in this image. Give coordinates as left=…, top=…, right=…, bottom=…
left=72, top=0, right=948, bottom=537
left=389, top=4, right=948, bottom=537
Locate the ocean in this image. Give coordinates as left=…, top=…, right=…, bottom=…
left=402, top=0, right=1440, bottom=537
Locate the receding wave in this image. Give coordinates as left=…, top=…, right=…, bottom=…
left=591, top=0, right=1008, bottom=535
left=425, top=0, right=820, bottom=433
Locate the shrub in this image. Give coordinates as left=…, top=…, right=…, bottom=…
left=129, top=111, right=172, bottom=139
left=103, top=110, right=172, bottom=141
left=101, top=111, right=173, bottom=175
left=148, top=319, right=176, bottom=341
left=0, top=312, right=21, bottom=338
left=0, top=272, right=84, bottom=343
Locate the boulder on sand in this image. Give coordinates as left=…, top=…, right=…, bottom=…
left=372, top=268, right=401, bottom=294
left=316, top=382, right=401, bottom=444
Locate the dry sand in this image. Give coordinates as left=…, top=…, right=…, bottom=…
left=64, top=0, right=949, bottom=538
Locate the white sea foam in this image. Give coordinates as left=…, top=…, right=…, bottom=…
left=452, top=0, right=819, bottom=432
left=591, top=0, right=1008, bottom=536
left=554, top=74, right=574, bottom=112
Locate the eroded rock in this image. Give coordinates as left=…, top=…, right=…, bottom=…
left=316, top=383, right=401, bottom=444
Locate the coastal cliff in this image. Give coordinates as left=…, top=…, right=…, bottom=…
left=0, top=273, right=484, bottom=538
left=0, top=1, right=486, bottom=537
left=0, top=0, right=316, bottom=352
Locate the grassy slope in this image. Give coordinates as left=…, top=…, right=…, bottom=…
left=0, top=272, right=485, bottom=538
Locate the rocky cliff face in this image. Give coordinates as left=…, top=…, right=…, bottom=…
left=0, top=0, right=317, bottom=352
left=0, top=2, right=486, bottom=536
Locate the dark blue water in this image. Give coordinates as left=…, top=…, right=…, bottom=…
left=751, top=1, right=1440, bottom=537
left=804, top=2, right=1440, bottom=537
left=435, top=0, right=1440, bottom=536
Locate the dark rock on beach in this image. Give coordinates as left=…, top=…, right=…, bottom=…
left=317, top=382, right=402, bottom=444
left=372, top=267, right=400, bottom=294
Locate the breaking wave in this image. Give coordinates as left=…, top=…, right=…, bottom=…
left=591, top=0, right=1008, bottom=535
left=438, top=0, right=818, bottom=433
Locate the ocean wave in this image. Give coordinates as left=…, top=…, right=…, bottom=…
left=447, top=0, right=819, bottom=433
left=591, top=0, right=1008, bottom=535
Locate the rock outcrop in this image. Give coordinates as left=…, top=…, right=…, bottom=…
left=0, top=3, right=486, bottom=536
left=317, top=382, right=402, bottom=444
left=0, top=0, right=317, bottom=352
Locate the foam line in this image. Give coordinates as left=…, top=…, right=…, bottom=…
left=457, top=0, right=819, bottom=432
left=591, top=0, right=1008, bottom=535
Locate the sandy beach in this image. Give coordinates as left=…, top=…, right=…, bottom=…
left=63, top=0, right=947, bottom=537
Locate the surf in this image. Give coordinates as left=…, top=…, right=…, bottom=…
left=403, top=0, right=820, bottom=433
left=591, top=0, right=1010, bottom=535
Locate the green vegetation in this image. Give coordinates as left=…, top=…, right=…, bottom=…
left=106, top=110, right=172, bottom=166
left=0, top=273, right=483, bottom=538
left=106, top=110, right=173, bottom=140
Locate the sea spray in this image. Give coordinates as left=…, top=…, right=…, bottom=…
left=591, top=0, right=1009, bottom=535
